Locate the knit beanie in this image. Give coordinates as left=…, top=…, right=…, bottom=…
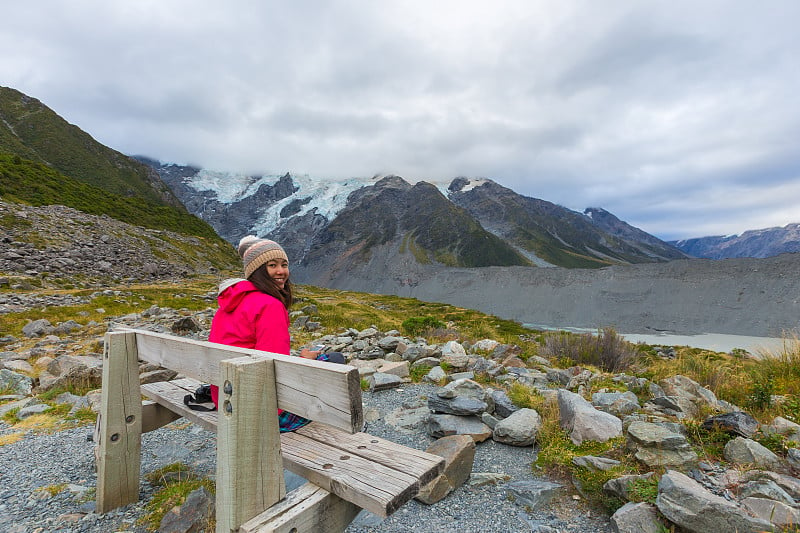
left=238, top=235, right=289, bottom=278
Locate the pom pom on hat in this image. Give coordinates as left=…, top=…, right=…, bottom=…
left=237, top=235, right=288, bottom=278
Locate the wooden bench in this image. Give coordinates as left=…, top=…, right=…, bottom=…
left=95, top=329, right=444, bottom=533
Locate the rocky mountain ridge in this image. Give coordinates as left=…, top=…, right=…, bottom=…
left=672, top=223, right=800, bottom=259
left=144, top=159, right=687, bottom=270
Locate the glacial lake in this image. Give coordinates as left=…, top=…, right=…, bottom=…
left=524, top=324, right=794, bottom=355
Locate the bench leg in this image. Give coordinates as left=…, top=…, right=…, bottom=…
left=216, top=356, right=285, bottom=533
left=96, top=331, right=143, bottom=513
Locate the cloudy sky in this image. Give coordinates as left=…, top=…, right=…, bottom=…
left=3, top=1, right=798, bottom=240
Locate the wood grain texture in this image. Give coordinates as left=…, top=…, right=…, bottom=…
left=239, top=483, right=361, bottom=533
left=128, top=329, right=362, bottom=432
left=96, top=331, right=142, bottom=513
left=216, top=357, right=285, bottom=533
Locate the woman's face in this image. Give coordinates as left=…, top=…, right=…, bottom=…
left=266, top=259, right=289, bottom=289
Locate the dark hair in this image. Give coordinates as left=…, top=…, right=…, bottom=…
left=248, top=265, right=293, bottom=309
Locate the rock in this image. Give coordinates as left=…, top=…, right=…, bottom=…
left=428, top=395, right=487, bottom=416
left=427, top=414, right=493, bottom=442
left=39, top=354, right=103, bottom=392
left=572, top=455, right=621, bottom=472
left=22, top=319, right=54, bottom=338
left=723, top=437, right=781, bottom=469
left=171, top=316, right=201, bottom=333
left=415, top=435, right=475, bottom=504
left=701, top=411, right=759, bottom=438
left=655, top=470, right=772, bottom=533
left=377, top=360, right=410, bottom=378
left=658, top=375, right=720, bottom=411
left=740, top=496, right=800, bottom=528
left=610, top=502, right=664, bottom=533
left=467, top=472, right=510, bottom=487
left=17, top=403, right=50, bottom=419
left=626, top=421, right=698, bottom=469
left=2, top=360, right=33, bottom=373
left=764, top=416, right=800, bottom=442
left=369, top=373, right=403, bottom=391
left=592, top=391, right=640, bottom=417
left=739, top=479, right=795, bottom=505
left=557, top=389, right=623, bottom=445
left=0, top=368, right=33, bottom=395
left=603, top=472, right=655, bottom=501
left=472, top=339, right=499, bottom=352
left=505, top=479, right=562, bottom=511
left=157, top=486, right=215, bottom=533
left=140, top=369, right=179, bottom=384
left=788, top=448, right=800, bottom=470
left=436, top=378, right=486, bottom=400
left=492, top=408, right=541, bottom=447
left=423, top=366, right=447, bottom=383
left=489, top=389, right=519, bottom=419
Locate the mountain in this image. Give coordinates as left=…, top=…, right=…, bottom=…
left=143, top=160, right=688, bottom=278
left=671, top=223, right=800, bottom=259
left=448, top=178, right=688, bottom=267
left=0, top=88, right=225, bottom=242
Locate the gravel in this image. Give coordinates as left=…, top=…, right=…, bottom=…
left=0, top=384, right=613, bottom=533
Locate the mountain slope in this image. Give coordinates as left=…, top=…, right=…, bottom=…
left=0, top=86, right=181, bottom=209
left=447, top=178, right=687, bottom=268
left=671, top=223, right=800, bottom=259
left=294, top=176, right=531, bottom=271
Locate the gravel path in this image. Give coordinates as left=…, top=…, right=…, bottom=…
left=0, top=384, right=613, bottom=533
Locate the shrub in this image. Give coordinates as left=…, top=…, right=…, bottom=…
left=402, top=316, right=445, bottom=336
left=539, top=327, right=637, bottom=372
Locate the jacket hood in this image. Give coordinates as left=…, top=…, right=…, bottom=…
left=217, top=278, right=259, bottom=313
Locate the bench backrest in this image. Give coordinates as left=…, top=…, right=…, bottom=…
left=129, top=329, right=364, bottom=433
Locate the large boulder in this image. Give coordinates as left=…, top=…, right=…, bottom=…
left=610, top=502, right=665, bottom=533
left=655, top=470, right=772, bottom=533
left=415, top=435, right=475, bottom=504
left=492, top=408, right=541, bottom=447
left=626, top=421, right=697, bottom=469
left=557, top=389, right=622, bottom=445
left=723, top=437, right=782, bottom=470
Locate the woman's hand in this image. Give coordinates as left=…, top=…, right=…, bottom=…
left=299, top=348, right=322, bottom=359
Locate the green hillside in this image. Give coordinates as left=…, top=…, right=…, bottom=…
left=0, top=153, right=221, bottom=241
left=0, top=86, right=179, bottom=208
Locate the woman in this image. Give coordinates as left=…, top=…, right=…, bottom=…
left=208, top=235, right=341, bottom=432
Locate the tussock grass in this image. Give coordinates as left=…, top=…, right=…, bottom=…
left=139, top=463, right=214, bottom=531
left=0, top=432, right=24, bottom=446
left=539, top=327, right=639, bottom=372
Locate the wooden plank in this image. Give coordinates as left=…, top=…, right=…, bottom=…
left=142, top=378, right=217, bottom=432
left=141, top=400, right=182, bottom=433
left=240, top=483, right=361, bottom=533
left=279, top=431, right=420, bottom=518
left=216, top=357, right=285, bottom=533
left=128, top=329, right=363, bottom=433
left=96, top=331, right=142, bottom=513
left=294, top=423, right=445, bottom=488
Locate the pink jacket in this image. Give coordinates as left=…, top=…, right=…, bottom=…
left=208, top=279, right=290, bottom=406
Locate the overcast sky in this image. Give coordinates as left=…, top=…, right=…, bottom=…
left=3, top=1, right=798, bottom=240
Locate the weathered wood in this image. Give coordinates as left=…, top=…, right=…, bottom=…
left=130, top=329, right=363, bottom=432
left=141, top=400, right=182, bottom=433
left=293, top=423, right=445, bottom=488
left=140, top=379, right=443, bottom=518
left=279, top=430, right=420, bottom=517
left=142, top=378, right=217, bottom=432
left=216, top=357, right=285, bottom=533
left=239, top=483, right=362, bottom=533
left=96, top=331, right=142, bottom=513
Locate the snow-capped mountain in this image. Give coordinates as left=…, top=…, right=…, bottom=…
left=141, top=159, right=688, bottom=279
